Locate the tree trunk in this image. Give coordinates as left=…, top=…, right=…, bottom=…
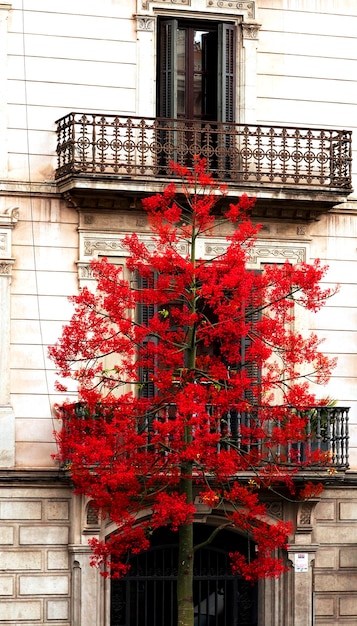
left=177, top=471, right=194, bottom=626
left=177, top=221, right=197, bottom=626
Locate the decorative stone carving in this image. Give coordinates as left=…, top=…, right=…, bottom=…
left=136, top=16, right=155, bottom=31
left=204, top=242, right=306, bottom=266
left=78, top=263, right=95, bottom=280
left=142, top=0, right=189, bottom=8
left=0, top=208, right=18, bottom=267
left=63, top=192, right=79, bottom=209
left=266, top=501, right=283, bottom=520
left=0, top=260, right=14, bottom=276
left=83, top=236, right=188, bottom=258
left=241, top=22, right=261, bottom=40
left=0, top=206, right=20, bottom=225
left=206, top=0, right=255, bottom=18
left=83, top=214, right=94, bottom=225
left=299, top=502, right=314, bottom=526
left=84, top=238, right=128, bottom=256
left=296, top=499, right=319, bottom=533
left=247, top=245, right=306, bottom=265
left=296, top=225, right=306, bottom=235
left=86, top=502, right=100, bottom=527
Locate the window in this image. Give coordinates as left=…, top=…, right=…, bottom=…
left=137, top=272, right=261, bottom=404
left=157, top=19, right=236, bottom=123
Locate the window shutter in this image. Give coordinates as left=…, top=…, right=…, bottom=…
left=138, top=274, right=157, bottom=399
left=241, top=302, right=261, bottom=405
left=158, top=19, right=178, bottom=118
left=217, top=23, right=236, bottom=123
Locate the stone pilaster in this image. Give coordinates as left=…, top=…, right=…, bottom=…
left=135, top=15, right=155, bottom=117
left=0, top=206, right=18, bottom=467
left=287, top=546, right=318, bottom=626
left=286, top=499, right=320, bottom=625
left=240, top=21, right=261, bottom=123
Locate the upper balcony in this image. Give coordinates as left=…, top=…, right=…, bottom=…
left=55, top=113, right=353, bottom=220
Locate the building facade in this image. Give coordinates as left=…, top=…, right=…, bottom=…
left=0, top=1, right=356, bottom=624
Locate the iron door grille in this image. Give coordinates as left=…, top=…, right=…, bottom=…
left=110, top=536, right=257, bottom=626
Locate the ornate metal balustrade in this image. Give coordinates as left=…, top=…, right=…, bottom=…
left=65, top=403, right=349, bottom=470
left=55, top=113, right=352, bottom=190
left=144, top=405, right=349, bottom=469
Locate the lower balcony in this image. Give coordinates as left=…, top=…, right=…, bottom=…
left=55, top=113, right=353, bottom=220
left=145, top=405, right=350, bottom=470
left=61, top=403, right=349, bottom=475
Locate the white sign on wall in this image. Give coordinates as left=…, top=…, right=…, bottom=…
left=295, top=552, right=308, bottom=572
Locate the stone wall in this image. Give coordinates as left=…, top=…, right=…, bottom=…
left=0, top=483, right=72, bottom=625
left=314, top=487, right=357, bottom=624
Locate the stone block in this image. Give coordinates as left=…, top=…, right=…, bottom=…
left=339, top=547, right=357, bottom=568
left=47, top=500, right=69, bottom=520
left=0, top=526, right=14, bottom=544
left=315, top=548, right=336, bottom=569
left=0, top=550, right=42, bottom=570
left=15, top=442, right=59, bottom=468
left=339, top=501, right=357, bottom=520
left=47, top=550, right=69, bottom=570
left=0, top=576, right=14, bottom=595
left=340, top=595, right=357, bottom=616
left=16, top=418, right=55, bottom=442
left=20, top=526, right=69, bottom=545
left=47, top=599, right=69, bottom=620
left=314, top=594, right=335, bottom=617
left=315, top=525, right=357, bottom=545
left=19, top=575, right=69, bottom=595
left=315, top=573, right=357, bottom=592
left=0, top=501, right=42, bottom=520
left=0, top=600, right=41, bottom=621
left=315, top=500, right=335, bottom=521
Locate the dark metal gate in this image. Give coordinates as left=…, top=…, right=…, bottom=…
left=110, top=526, right=258, bottom=626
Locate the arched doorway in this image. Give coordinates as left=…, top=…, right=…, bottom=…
left=110, top=524, right=258, bottom=626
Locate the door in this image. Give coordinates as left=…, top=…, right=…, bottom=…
left=110, top=525, right=258, bottom=626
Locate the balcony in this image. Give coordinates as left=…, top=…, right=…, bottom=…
left=144, top=405, right=349, bottom=470
left=55, top=113, right=352, bottom=219
left=68, top=403, right=349, bottom=471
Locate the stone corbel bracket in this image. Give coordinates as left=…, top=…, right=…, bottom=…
left=0, top=206, right=19, bottom=228
left=241, top=21, right=261, bottom=39
left=296, top=498, right=320, bottom=534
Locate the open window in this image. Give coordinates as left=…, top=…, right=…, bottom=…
left=157, top=19, right=236, bottom=123
left=156, top=18, right=237, bottom=174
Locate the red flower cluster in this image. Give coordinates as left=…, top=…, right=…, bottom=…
left=50, top=159, right=336, bottom=587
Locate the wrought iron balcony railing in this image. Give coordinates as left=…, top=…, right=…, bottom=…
left=55, top=113, right=352, bottom=191
left=128, top=404, right=350, bottom=470
left=143, top=405, right=349, bottom=469
left=64, top=404, right=349, bottom=470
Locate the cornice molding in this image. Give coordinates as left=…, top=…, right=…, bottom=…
left=139, top=0, right=256, bottom=19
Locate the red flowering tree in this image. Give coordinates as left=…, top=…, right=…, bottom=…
left=49, top=159, right=336, bottom=626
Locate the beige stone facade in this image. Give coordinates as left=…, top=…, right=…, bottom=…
left=0, top=1, right=357, bottom=624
